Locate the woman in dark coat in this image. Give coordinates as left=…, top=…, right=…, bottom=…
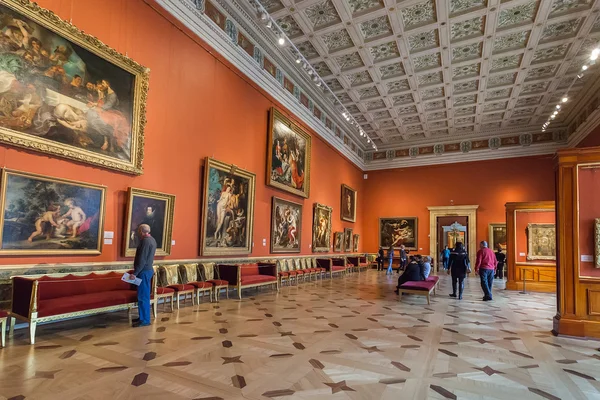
left=448, top=242, right=470, bottom=300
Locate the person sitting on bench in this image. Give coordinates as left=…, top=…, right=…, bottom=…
left=394, top=255, right=425, bottom=294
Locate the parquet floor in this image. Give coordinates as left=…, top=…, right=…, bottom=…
left=1, top=271, right=600, bottom=400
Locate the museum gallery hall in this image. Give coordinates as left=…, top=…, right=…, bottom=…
left=1, top=0, right=600, bottom=399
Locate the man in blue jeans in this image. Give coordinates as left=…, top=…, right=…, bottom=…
left=129, top=224, right=157, bottom=327
left=475, top=241, right=497, bottom=301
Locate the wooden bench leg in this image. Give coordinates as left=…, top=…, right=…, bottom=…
left=8, top=316, right=15, bottom=337
left=29, top=320, right=37, bottom=345
left=426, top=292, right=431, bottom=305
left=1, top=318, right=6, bottom=347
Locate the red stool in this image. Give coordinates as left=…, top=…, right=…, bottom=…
left=0, top=310, right=8, bottom=347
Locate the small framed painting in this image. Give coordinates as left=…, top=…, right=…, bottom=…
left=343, top=227, right=353, bottom=252
left=341, top=184, right=357, bottom=222
left=124, top=188, right=175, bottom=257
left=333, top=232, right=343, bottom=252
left=353, top=234, right=359, bottom=252
left=312, top=203, right=332, bottom=252
left=271, top=197, right=302, bottom=253
left=527, top=223, right=556, bottom=261
left=488, top=223, right=507, bottom=251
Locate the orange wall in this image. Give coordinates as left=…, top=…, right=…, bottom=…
left=362, top=156, right=556, bottom=254
left=578, top=167, right=600, bottom=277
left=515, top=211, right=555, bottom=263
left=0, top=0, right=364, bottom=265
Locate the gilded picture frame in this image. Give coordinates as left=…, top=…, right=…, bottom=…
left=267, top=107, right=311, bottom=198
left=353, top=234, right=359, bottom=252
left=123, top=188, right=175, bottom=257
left=333, top=232, right=343, bottom=252
left=0, top=168, right=106, bottom=255
left=340, top=184, right=357, bottom=223
left=489, top=223, right=507, bottom=251
left=595, top=218, right=600, bottom=268
left=312, top=203, right=331, bottom=252
left=343, top=228, right=353, bottom=252
left=0, top=0, right=149, bottom=174
left=201, top=158, right=256, bottom=256
left=526, top=223, right=556, bottom=261
left=270, top=196, right=302, bottom=254
left=379, top=217, right=418, bottom=250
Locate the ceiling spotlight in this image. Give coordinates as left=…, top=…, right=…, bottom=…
left=342, top=112, right=347, bottom=117
left=312, top=75, right=319, bottom=82
left=582, top=65, right=588, bottom=70
left=308, top=70, right=313, bottom=76
left=259, top=11, right=267, bottom=21
left=562, top=97, right=568, bottom=103
left=592, top=48, right=600, bottom=60
left=316, top=81, right=321, bottom=87
left=577, top=73, right=584, bottom=79
left=295, top=57, right=301, bottom=64
left=553, top=111, right=558, bottom=115
left=551, top=114, right=556, bottom=119
left=556, top=104, right=561, bottom=109
left=266, top=19, right=272, bottom=29
left=278, top=35, right=285, bottom=46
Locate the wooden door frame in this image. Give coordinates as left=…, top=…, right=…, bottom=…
left=428, top=205, right=479, bottom=268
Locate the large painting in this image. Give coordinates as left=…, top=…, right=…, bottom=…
left=0, top=0, right=149, bottom=174
left=527, top=223, right=556, bottom=261
left=333, top=232, right=343, bottom=252
left=124, top=188, right=175, bottom=257
left=271, top=196, right=302, bottom=253
left=267, top=107, right=311, bottom=198
left=201, top=158, right=255, bottom=256
left=489, top=223, right=507, bottom=251
left=312, top=203, right=331, bottom=252
left=343, top=228, right=353, bottom=252
left=379, top=217, right=418, bottom=250
left=0, top=169, right=105, bottom=254
left=340, top=184, right=356, bottom=223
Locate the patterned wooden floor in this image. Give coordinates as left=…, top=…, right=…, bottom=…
left=1, top=271, right=599, bottom=400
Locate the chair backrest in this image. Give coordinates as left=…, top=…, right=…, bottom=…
left=161, top=264, right=181, bottom=285
left=181, top=263, right=199, bottom=283
left=276, top=259, right=285, bottom=273
left=201, top=262, right=217, bottom=280
left=301, top=258, right=309, bottom=270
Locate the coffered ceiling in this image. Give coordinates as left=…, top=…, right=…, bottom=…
left=257, top=0, right=600, bottom=150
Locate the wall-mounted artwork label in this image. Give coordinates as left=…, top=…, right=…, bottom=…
left=0, top=0, right=149, bottom=174
left=103, top=231, right=114, bottom=239
left=103, top=238, right=112, bottom=245
left=581, top=254, right=594, bottom=262
left=0, top=169, right=106, bottom=255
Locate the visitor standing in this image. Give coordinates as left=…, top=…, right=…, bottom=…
left=129, top=224, right=157, bottom=327
left=399, top=245, right=407, bottom=272
left=495, top=246, right=506, bottom=279
left=387, top=245, right=394, bottom=275
left=376, top=246, right=384, bottom=271
left=475, top=241, right=497, bottom=301
left=441, top=245, right=450, bottom=270
left=448, top=242, right=469, bottom=300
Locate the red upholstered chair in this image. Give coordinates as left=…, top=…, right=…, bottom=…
left=277, top=259, right=292, bottom=287
left=311, top=258, right=325, bottom=279
left=159, top=264, right=195, bottom=309
left=152, top=266, right=174, bottom=316
left=181, top=264, right=213, bottom=304
left=302, top=258, right=318, bottom=280
left=0, top=310, right=8, bottom=347
left=200, top=262, right=229, bottom=302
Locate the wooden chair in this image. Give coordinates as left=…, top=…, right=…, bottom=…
left=152, top=266, right=175, bottom=316
left=181, top=264, right=213, bottom=304
left=201, top=263, right=229, bottom=302
left=160, top=264, right=195, bottom=309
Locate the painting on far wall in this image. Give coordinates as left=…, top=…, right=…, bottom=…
left=489, top=223, right=507, bottom=251
left=201, top=158, right=256, bottom=256
left=124, top=188, right=175, bottom=257
left=267, top=107, right=311, bottom=198
left=312, top=203, right=331, bottom=252
left=0, top=0, right=149, bottom=174
left=527, top=223, right=556, bottom=261
left=379, top=217, right=418, bottom=250
left=343, top=228, right=353, bottom=252
left=353, top=234, right=359, bottom=252
left=340, top=184, right=356, bottom=222
left=333, top=232, right=343, bottom=252
left=270, top=196, right=302, bottom=253
left=0, top=169, right=105, bottom=254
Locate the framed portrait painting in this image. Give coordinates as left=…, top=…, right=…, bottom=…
left=312, top=203, right=331, bottom=252
left=201, top=158, right=256, bottom=256
left=123, top=188, right=175, bottom=257
left=353, top=234, right=359, bottom=252
left=340, top=184, right=356, bottom=223
left=271, top=196, right=302, bottom=253
left=0, top=169, right=105, bottom=254
left=489, top=223, right=507, bottom=251
left=343, top=228, right=353, bottom=252
left=267, top=107, right=311, bottom=198
left=333, top=232, right=343, bottom=252
left=379, top=217, right=418, bottom=250
left=0, top=0, right=149, bottom=174
left=527, top=223, right=556, bottom=261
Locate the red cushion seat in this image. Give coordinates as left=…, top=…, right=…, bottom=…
left=279, top=272, right=289, bottom=277
left=399, top=281, right=435, bottom=291
left=240, top=275, right=277, bottom=285
left=207, top=279, right=229, bottom=286
left=188, top=281, right=213, bottom=289
left=295, top=270, right=305, bottom=274
left=157, top=287, right=175, bottom=294
left=0, top=310, right=8, bottom=318
left=167, top=284, right=195, bottom=292
left=331, top=266, right=345, bottom=272
left=426, top=276, right=439, bottom=283
left=38, top=290, right=137, bottom=317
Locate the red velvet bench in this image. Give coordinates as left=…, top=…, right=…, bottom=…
left=316, top=258, right=346, bottom=279
left=398, top=280, right=437, bottom=305
left=0, top=310, right=8, bottom=347
left=425, top=275, right=440, bottom=295
left=10, top=272, right=138, bottom=344
left=218, top=263, right=278, bottom=299
left=347, top=256, right=370, bottom=272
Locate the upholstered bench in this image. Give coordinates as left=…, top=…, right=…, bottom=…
left=316, top=258, right=346, bottom=279
left=398, top=280, right=436, bottom=305
left=218, top=263, right=278, bottom=299
left=10, top=272, right=138, bottom=344
left=425, top=275, right=440, bottom=295
left=347, top=256, right=370, bottom=272
left=0, top=310, right=8, bottom=347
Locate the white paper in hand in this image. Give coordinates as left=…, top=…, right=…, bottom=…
left=121, top=273, right=142, bottom=286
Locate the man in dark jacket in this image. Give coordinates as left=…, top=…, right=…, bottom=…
left=394, top=255, right=425, bottom=294
left=448, top=242, right=470, bottom=300
left=129, top=224, right=157, bottom=327
left=376, top=247, right=384, bottom=271
left=495, top=247, right=506, bottom=279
